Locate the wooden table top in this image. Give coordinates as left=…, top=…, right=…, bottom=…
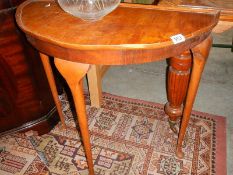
left=158, top=0, right=233, bottom=22
left=16, top=0, right=219, bottom=65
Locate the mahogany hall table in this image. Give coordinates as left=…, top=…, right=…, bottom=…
left=16, top=1, right=219, bottom=174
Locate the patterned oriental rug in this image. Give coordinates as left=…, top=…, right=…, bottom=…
left=0, top=93, right=226, bottom=175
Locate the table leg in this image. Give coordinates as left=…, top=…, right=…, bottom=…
left=87, top=65, right=103, bottom=108
left=87, top=65, right=110, bottom=108
left=231, top=36, right=233, bottom=52
left=165, top=51, right=192, bottom=133
left=54, top=58, right=94, bottom=175
left=39, top=53, right=66, bottom=129
left=176, top=35, right=213, bottom=158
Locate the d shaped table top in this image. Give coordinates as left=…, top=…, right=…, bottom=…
left=16, top=0, right=219, bottom=65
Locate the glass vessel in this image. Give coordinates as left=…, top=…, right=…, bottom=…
left=58, top=0, right=121, bottom=21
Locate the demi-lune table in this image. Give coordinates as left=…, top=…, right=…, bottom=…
left=16, top=1, right=219, bottom=174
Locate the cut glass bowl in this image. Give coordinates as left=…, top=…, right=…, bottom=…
left=58, top=0, right=121, bottom=21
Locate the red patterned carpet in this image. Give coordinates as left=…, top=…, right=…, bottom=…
left=0, top=93, right=226, bottom=175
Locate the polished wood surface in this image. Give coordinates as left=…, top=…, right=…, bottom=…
left=0, top=0, right=27, bottom=9
left=181, top=0, right=233, bottom=22
left=40, top=53, right=66, bottom=129
left=16, top=0, right=219, bottom=65
left=16, top=0, right=219, bottom=173
left=0, top=4, right=58, bottom=135
left=165, top=51, right=192, bottom=133
left=176, top=35, right=213, bottom=158
left=54, top=59, right=94, bottom=174
left=0, top=0, right=11, bottom=9
left=87, top=65, right=103, bottom=107
left=159, top=0, right=233, bottom=22
left=87, top=65, right=109, bottom=107
left=159, top=0, right=233, bottom=33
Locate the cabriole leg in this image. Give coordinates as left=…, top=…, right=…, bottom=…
left=39, top=53, right=66, bottom=129
left=54, top=58, right=94, bottom=175
left=176, top=35, right=213, bottom=158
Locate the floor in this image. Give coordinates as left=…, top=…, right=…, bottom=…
left=86, top=30, right=233, bottom=174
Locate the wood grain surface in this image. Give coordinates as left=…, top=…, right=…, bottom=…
left=158, top=0, right=233, bottom=22
left=16, top=0, right=219, bottom=65
left=0, top=6, right=57, bottom=134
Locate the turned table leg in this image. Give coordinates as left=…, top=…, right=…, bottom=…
left=165, top=51, right=192, bottom=133
left=54, top=58, right=94, bottom=175
left=176, top=35, right=213, bottom=158
left=39, top=53, right=66, bottom=129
